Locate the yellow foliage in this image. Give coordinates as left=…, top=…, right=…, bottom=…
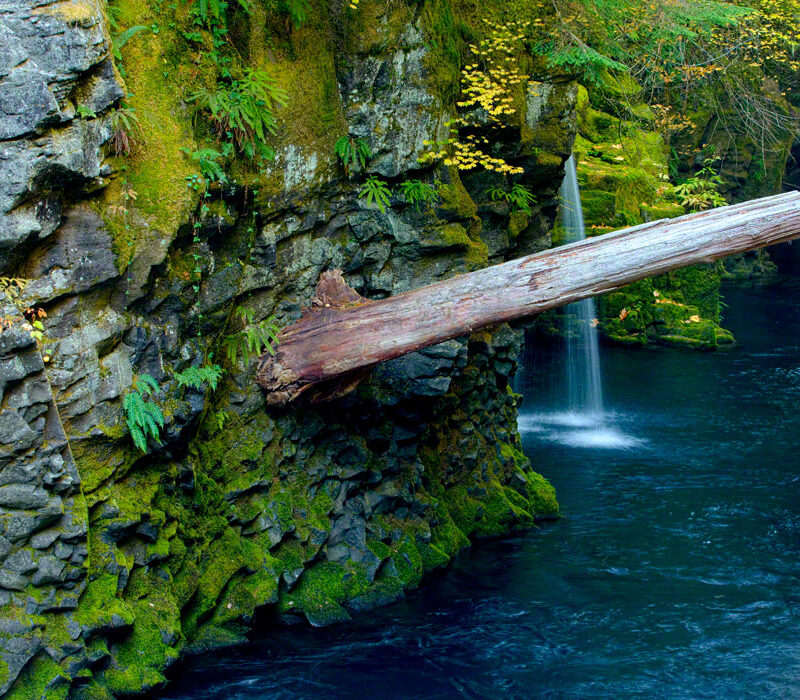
left=419, top=20, right=529, bottom=175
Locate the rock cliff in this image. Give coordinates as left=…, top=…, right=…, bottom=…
left=0, top=1, right=567, bottom=696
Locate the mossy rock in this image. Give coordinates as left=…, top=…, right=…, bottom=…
left=278, top=561, right=372, bottom=626
left=6, top=655, right=70, bottom=700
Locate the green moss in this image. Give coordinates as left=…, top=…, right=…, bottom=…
left=6, top=655, right=69, bottom=700
left=417, top=541, right=450, bottom=570
left=523, top=471, right=559, bottom=517
left=429, top=501, right=470, bottom=556
left=100, top=569, right=181, bottom=696
left=507, top=210, right=529, bottom=238
left=439, top=484, right=482, bottom=537
left=420, top=0, right=471, bottom=103
left=71, top=437, right=132, bottom=497
left=244, top=0, right=349, bottom=200
left=366, top=538, right=392, bottom=561
left=182, top=529, right=245, bottom=637
left=72, top=680, right=116, bottom=700
left=95, top=0, right=199, bottom=270
left=388, top=535, right=424, bottom=588
left=279, top=561, right=372, bottom=626
left=579, top=190, right=617, bottom=227
left=73, top=574, right=134, bottom=632
left=438, top=167, right=478, bottom=219
left=574, top=81, right=734, bottom=348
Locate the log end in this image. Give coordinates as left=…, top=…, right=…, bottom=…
left=255, top=353, right=302, bottom=407
left=314, top=269, right=364, bottom=307
left=256, top=269, right=370, bottom=406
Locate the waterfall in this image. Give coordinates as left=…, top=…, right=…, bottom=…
left=516, top=157, right=637, bottom=449
left=560, top=155, right=604, bottom=420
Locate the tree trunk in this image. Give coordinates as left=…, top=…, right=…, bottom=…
left=256, top=191, right=800, bottom=406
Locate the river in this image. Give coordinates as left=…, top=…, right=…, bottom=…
left=163, top=275, right=800, bottom=699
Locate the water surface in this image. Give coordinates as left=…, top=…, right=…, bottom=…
left=163, top=279, right=800, bottom=699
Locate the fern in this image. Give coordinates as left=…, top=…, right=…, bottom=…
left=174, top=364, right=225, bottom=391
left=112, top=25, right=147, bottom=63
left=181, top=147, right=228, bottom=184
left=358, top=176, right=392, bottom=213
left=110, top=104, right=142, bottom=156
left=222, top=306, right=281, bottom=366
left=334, top=136, right=372, bottom=176
left=0, top=277, right=27, bottom=302
left=399, top=179, right=439, bottom=213
left=277, top=0, right=309, bottom=28
left=487, top=183, right=536, bottom=215
left=189, top=69, right=288, bottom=157
left=123, top=374, right=164, bottom=453
left=190, top=0, right=251, bottom=27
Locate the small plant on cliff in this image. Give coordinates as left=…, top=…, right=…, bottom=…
left=76, top=104, right=97, bottom=120
left=181, top=147, right=228, bottom=188
left=174, top=364, right=224, bottom=391
left=674, top=158, right=727, bottom=212
left=189, top=69, right=288, bottom=159
left=124, top=374, right=164, bottom=453
left=487, top=183, right=536, bottom=215
left=273, top=0, right=310, bottom=29
left=1, top=277, right=27, bottom=303
left=189, top=0, right=250, bottom=27
left=334, top=136, right=372, bottom=176
left=110, top=104, right=142, bottom=157
left=358, top=176, right=392, bottom=214
left=110, top=24, right=147, bottom=70
left=0, top=278, right=48, bottom=349
left=399, top=179, right=440, bottom=213
left=222, top=306, right=281, bottom=366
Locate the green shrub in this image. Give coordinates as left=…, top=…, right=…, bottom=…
left=673, top=158, right=726, bottom=211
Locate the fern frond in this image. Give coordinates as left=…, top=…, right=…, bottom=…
left=174, top=365, right=225, bottom=391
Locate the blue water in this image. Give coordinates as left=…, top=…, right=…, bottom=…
left=162, top=278, right=800, bottom=699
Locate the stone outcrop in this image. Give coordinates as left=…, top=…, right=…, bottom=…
left=0, top=1, right=571, bottom=696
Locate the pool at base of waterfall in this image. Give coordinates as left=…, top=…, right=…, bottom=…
left=161, top=278, right=800, bottom=699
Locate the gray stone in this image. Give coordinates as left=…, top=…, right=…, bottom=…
left=0, top=484, right=48, bottom=509
left=339, top=23, right=447, bottom=179
left=3, top=547, right=36, bottom=574
left=32, top=555, right=66, bottom=586
left=0, top=569, right=29, bottom=591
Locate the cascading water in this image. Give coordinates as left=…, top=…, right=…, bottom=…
left=561, top=154, right=604, bottom=420
left=516, top=155, right=639, bottom=449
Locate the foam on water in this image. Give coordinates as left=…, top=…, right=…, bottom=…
left=518, top=412, right=643, bottom=449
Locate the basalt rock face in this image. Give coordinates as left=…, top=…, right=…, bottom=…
left=0, top=1, right=570, bottom=697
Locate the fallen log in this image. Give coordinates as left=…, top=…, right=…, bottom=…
left=256, top=191, right=800, bottom=406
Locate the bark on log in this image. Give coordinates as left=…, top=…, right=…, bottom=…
left=256, top=191, right=800, bottom=406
